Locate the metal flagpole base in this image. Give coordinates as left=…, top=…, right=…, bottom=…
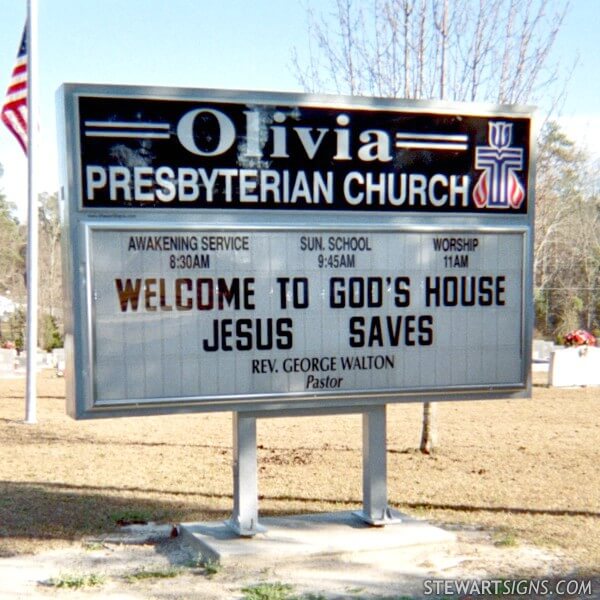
left=352, top=507, right=404, bottom=526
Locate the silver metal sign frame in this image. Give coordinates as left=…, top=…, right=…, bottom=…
left=76, top=221, right=530, bottom=419
left=58, top=83, right=535, bottom=534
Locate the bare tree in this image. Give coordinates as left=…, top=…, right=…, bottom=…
left=0, top=190, right=25, bottom=303
left=294, top=0, right=568, bottom=104
left=293, top=0, right=570, bottom=454
left=38, top=193, right=63, bottom=326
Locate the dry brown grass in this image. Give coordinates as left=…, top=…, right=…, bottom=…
left=0, top=370, right=598, bottom=574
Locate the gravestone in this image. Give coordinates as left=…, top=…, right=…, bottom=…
left=532, top=339, right=554, bottom=372
left=549, top=346, right=600, bottom=387
left=532, top=339, right=554, bottom=361
left=0, top=348, right=16, bottom=375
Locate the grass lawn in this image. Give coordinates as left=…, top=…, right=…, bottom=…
left=0, top=370, right=598, bottom=576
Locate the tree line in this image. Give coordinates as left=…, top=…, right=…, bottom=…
left=0, top=187, right=62, bottom=352
left=534, top=123, right=600, bottom=341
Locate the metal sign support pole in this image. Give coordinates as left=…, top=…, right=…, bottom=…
left=226, top=406, right=401, bottom=537
left=353, top=405, right=402, bottom=525
left=226, top=412, right=266, bottom=536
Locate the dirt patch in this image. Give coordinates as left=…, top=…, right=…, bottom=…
left=258, top=446, right=315, bottom=467
left=1, top=526, right=591, bottom=599
left=0, top=370, right=598, bottom=597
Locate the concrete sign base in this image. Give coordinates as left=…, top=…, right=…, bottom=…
left=179, top=511, right=456, bottom=565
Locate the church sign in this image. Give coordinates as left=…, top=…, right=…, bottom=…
left=58, top=84, right=534, bottom=419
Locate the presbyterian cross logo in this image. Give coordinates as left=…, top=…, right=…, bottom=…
left=473, top=121, right=525, bottom=209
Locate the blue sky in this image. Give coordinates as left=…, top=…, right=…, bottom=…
left=0, top=0, right=598, bottom=219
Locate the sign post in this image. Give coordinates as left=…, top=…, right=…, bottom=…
left=229, top=412, right=266, bottom=536
left=356, top=406, right=396, bottom=525
left=58, top=84, right=534, bottom=534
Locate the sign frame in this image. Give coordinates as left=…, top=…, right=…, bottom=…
left=57, top=83, right=535, bottom=420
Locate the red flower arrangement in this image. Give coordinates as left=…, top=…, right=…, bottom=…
left=563, top=329, right=597, bottom=347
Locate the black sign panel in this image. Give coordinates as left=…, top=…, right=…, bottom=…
left=77, top=94, right=530, bottom=214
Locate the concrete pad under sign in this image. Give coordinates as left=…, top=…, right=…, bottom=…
left=179, top=511, right=455, bottom=564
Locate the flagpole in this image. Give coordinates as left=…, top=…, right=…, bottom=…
left=25, top=0, right=39, bottom=424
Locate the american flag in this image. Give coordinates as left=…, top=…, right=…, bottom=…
left=2, top=26, right=28, bottom=154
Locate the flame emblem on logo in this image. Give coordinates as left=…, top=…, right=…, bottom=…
left=473, top=121, right=525, bottom=209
